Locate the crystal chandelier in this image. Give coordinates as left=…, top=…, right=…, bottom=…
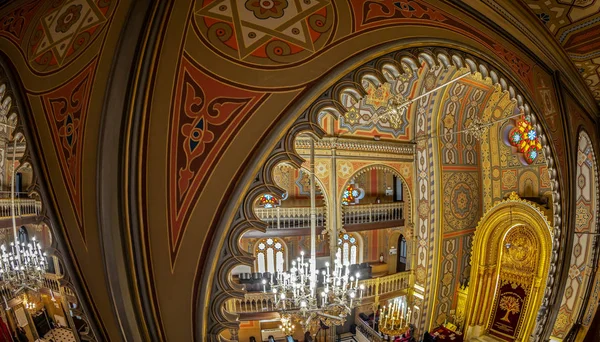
left=0, top=237, right=47, bottom=292
left=379, top=298, right=412, bottom=337
left=0, top=137, right=47, bottom=294
left=264, top=250, right=364, bottom=329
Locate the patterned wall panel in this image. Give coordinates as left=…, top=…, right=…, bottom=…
left=0, top=0, right=43, bottom=46
left=167, top=54, right=269, bottom=264
left=37, top=58, right=97, bottom=241
left=413, top=65, right=457, bottom=329
left=552, top=132, right=598, bottom=338
left=433, top=76, right=494, bottom=325
left=338, top=64, right=419, bottom=140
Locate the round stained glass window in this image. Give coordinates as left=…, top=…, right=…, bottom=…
left=258, top=243, right=266, bottom=250
left=512, top=132, right=521, bottom=143
left=343, top=234, right=349, bottom=240
left=266, top=238, right=273, bottom=245
left=350, top=237, right=356, bottom=243
left=352, top=190, right=359, bottom=197
left=275, top=242, right=282, bottom=249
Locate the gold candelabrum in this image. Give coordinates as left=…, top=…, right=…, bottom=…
left=279, top=315, right=295, bottom=336
left=379, top=298, right=411, bottom=337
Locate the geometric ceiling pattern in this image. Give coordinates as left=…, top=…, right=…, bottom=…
left=523, top=0, right=600, bottom=103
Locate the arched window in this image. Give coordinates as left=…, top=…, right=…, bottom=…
left=18, top=226, right=28, bottom=245
left=342, top=182, right=364, bottom=205
left=397, top=235, right=407, bottom=272
left=337, top=233, right=358, bottom=266
left=255, top=238, right=285, bottom=273
left=258, top=194, right=278, bottom=208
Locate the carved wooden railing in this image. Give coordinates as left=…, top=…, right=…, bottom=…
left=255, top=206, right=326, bottom=229
left=355, top=316, right=383, bottom=342
left=0, top=198, right=41, bottom=217
left=224, top=292, right=300, bottom=314
left=0, top=273, right=61, bottom=301
left=342, top=202, right=403, bottom=225
left=358, top=271, right=411, bottom=300
left=43, top=273, right=61, bottom=292
left=226, top=271, right=411, bottom=314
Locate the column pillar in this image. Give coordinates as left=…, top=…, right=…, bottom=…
left=329, top=139, right=338, bottom=264
left=310, top=138, right=317, bottom=280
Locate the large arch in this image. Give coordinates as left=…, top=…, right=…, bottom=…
left=340, top=163, right=414, bottom=227
left=197, top=43, right=564, bottom=341
left=465, top=193, right=553, bottom=341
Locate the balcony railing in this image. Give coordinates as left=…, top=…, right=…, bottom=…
left=255, top=206, right=326, bottom=229
left=0, top=198, right=41, bottom=217
left=0, top=273, right=62, bottom=301
left=356, top=316, right=383, bottom=342
left=342, top=202, right=403, bottom=226
left=225, top=271, right=411, bottom=314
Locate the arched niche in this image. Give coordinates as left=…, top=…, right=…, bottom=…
left=465, top=193, right=552, bottom=342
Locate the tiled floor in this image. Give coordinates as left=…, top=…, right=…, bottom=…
left=39, top=328, right=76, bottom=342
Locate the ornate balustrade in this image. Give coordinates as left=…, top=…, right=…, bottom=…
left=0, top=273, right=62, bottom=302
left=43, top=273, right=61, bottom=292
left=226, top=271, right=411, bottom=314
left=224, top=292, right=300, bottom=314
left=254, top=206, right=326, bottom=229
left=356, top=316, right=384, bottom=342
left=342, top=202, right=403, bottom=226
left=253, top=202, right=404, bottom=231
left=0, top=198, right=41, bottom=217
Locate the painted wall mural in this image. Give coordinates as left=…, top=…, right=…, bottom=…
left=167, top=54, right=269, bottom=263
left=193, top=0, right=335, bottom=66
left=28, top=0, right=117, bottom=73
left=37, top=58, right=98, bottom=241
left=339, top=63, right=419, bottom=140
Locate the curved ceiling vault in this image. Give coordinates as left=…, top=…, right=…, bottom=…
left=0, top=0, right=597, bottom=341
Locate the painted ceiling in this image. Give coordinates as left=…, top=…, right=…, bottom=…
left=522, top=0, right=600, bottom=103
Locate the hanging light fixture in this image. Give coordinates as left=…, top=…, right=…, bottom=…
left=279, top=315, right=295, bottom=336
left=379, top=297, right=412, bottom=337
left=265, top=250, right=364, bottom=329
left=0, top=136, right=47, bottom=294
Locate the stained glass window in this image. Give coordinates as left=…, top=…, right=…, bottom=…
left=342, top=184, right=364, bottom=205
left=258, top=194, right=278, bottom=208
left=256, top=238, right=285, bottom=273
left=508, top=117, right=542, bottom=164
left=337, top=233, right=358, bottom=266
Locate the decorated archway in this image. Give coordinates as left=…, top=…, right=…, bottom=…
left=200, top=46, right=563, bottom=341
left=464, top=193, right=552, bottom=341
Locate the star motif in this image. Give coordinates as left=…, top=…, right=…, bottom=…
left=197, top=0, right=330, bottom=59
